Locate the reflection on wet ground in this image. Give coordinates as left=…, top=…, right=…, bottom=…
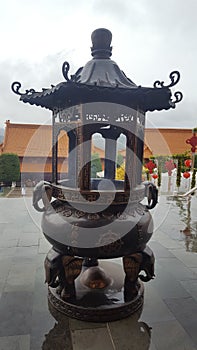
left=165, top=194, right=197, bottom=252
left=42, top=304, right=151, bottom=350
left=176, top=196, right=197, bottom=252
left=42, top=304, right=72, bottom=350
left=0, top=196, right=197, bottom=349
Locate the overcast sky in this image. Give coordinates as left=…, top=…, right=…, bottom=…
left=0, top=0, right=197, bottom=130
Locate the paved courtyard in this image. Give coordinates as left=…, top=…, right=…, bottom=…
left=0, top=191, right=197, bottom=349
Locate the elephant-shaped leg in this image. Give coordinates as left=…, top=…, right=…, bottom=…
left=61, top=256, right=83, bottom=301
left=45, top=249, right=83, bottom=301
left=123, top=253, right=143, bottom=301
left=123, top=246, right=155, bottom=302
left=44, top=248, right=64, bottom=295
left=139, top=246, right=155, bottom=282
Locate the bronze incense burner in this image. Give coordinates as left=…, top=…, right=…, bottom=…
left=12, top=28, right=182, bottom=321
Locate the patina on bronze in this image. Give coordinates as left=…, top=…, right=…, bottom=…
left=12, top=28, right=182, bottom=321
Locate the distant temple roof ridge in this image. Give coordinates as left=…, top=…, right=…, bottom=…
left=4, top=119, right=193, bottom=130
left=0, top=120, right=193, bottom=159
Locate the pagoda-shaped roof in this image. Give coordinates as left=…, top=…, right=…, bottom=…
left=12, top=28, right=182, bottom=112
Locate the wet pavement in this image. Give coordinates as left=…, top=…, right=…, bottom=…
left=0, top=192, right=197, bottom=349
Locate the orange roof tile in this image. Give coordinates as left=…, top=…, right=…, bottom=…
left=21, top=161, right=68, bottom=173
left=145, top=128, right=193, bottom=156
left=2, top=121, right=68, bottom=157
left=91, top=144, right=105, bottom=158
left=144, top=145, right=152, bottom=159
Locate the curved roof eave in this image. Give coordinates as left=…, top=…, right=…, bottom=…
left=11, top=28, right=183, bottom=113
left=18, top=81, right=174, bottom=112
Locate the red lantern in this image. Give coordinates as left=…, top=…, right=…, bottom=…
left=183, top=172, right=190, bottom=179
left=184, top=159, right=192, bottom=168
left=152, top=174, right=158, bottom=179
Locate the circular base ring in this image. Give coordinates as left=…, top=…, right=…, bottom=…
left=48, top=262, right=144, bottom=322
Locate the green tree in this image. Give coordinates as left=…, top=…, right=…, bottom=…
left=0, top=153, right=20, bottom=185
left=157, top=164, right=162, bottom=187
left=194, top=154, right=197, bottom=169
left=191, top=169, right=196, bottom=189
left=91, top=153, right=102, bottom=178
left=176, top=157, right=182, bottom=188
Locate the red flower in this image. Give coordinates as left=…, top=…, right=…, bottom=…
left=165, top=160, right=176, bottom=176
left=145, top=160, right=156, bottom=174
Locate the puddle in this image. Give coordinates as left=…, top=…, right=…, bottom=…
left=164, top=194, right=197, bottom=252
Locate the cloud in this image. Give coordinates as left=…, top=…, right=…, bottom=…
left=0, top=0, right=197, bottom=129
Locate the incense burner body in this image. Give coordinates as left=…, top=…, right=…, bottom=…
left=34, top=180, right=157, bottom=261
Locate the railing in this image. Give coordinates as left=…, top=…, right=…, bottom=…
left=174, top=186, right=197, bottom=198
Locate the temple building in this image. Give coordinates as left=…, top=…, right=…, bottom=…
left=0, top=120, right=194, bottom=184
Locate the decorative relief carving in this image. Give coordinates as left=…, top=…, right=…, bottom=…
left=171, top=91, right=183, bottom=105
left=125, top=203, right=145, bottom=217
left=97, top=230, right=123, bottom=254
left=116, top=212, right=128, bottom=220
left=137, top=113, right=145, bottom=126
left=102, top=212, right=114, bottom=220
left=85, top=113, right=110, bottom=122
left=51, top=185, right=145, bottom=207
left=71, top=223, right=79, bottom=242
left=75, top=210, right=86, bottom=218
left=87, top=213, right=100, bottom=220
left=85, top=112, right=136, bottom=124
left=62, top=209, right=72, bottom=217
left=135, top=204, right=145, bottom=215
left=58, top=105, right=81, bottom=123
left=137, top=224, right=144, bottom=244
left=62, top=61, right=70, bottom=81
left=82, top=164, right=90, bottom=190
left=115, top=114, right=135, bottom=123
left=153, top=71, right=180, bottom=89
left=76, top=125, right=83, bottom=187
left=48, top=283, right=144, bottom=322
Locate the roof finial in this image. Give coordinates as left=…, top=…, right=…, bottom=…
left=91, top=28, right=112, bottom=59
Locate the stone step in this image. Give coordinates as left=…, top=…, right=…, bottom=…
left=6, top=187, right=33, bottom=198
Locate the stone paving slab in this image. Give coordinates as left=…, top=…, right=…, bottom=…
left=168, top=249, right=197, bottom=267
left=0, top=291, right=34, bottom=337
left=149, top=240, right=176, bottom=258
left=107, top=313, right=151, bottom=350
left=38, top=237, right=52, bottom=254
left=164, top=297, right=197, bottom=345
left=0, top=238, right=19, bottom=248
left=69, top=318, right=107, bottom=331
left=190, top=267, right=197, bottom=275
left=4, top=259, right=36, bottom=293
left=180, top=280, right=197, bottom=302
left=71, top=328, right=115, bottom=350
left=156, top=256, right=197, bottom=281
left=151, top=319, right=197, bottom=350
left=150, top=262, right=192, bottom=299
left=0, top=335, right=30, bottom=350
left=140, top=285, right=175, bottom=323
left=30, top=310, right=55, bottom=350
left=147, top=230, right=185, bottom=250
left=18, top=237, right=39, bottom=247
